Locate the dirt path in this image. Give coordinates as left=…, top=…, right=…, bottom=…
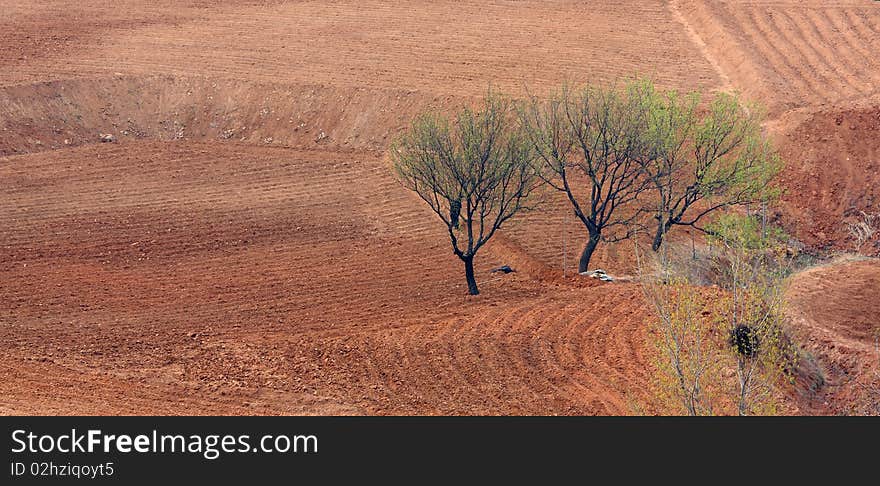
left=668, top=0, right=734, bottom=93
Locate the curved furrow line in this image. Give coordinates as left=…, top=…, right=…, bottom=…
left=516, top=296, right=617, bottom=413
left=452, top=293, right=597, bottom=414
left=409, top=320, right=485, bottom=414
left=571, top=286, right=651, bottom=405
left=337, top=333, right=407, bottom=413
left=774, top=8, right=861, bottom=100
left=746, top=7, right=826, bottom=105
left=430, top=295, right=557, bottom=414
left=550, top=294, right=638, bottom=414
left=380, top=323, right=462, bottom=414
left=806, top=8, right=876, bottom=95
left=837, top=8, right=880, bottom=85
left=478, top=296, right=577, bottom=413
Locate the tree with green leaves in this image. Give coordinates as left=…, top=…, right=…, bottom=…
left=642, top=272, right=721, bottom=416
left=390, top=96, right=542, bottom=295
left=632, top=83, right=782, bottom=251
left=706, top=213, right=796, bottom=416
left=520, top=82, right=650, bottom=273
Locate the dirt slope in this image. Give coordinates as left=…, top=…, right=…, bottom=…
left=787, top=259, right=880, bottom=415
left=776, top=107, right=880, bottom=253
left=0, top=76, right=461, bottom=156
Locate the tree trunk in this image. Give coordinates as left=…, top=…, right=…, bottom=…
left=651, top=220, right=665, bottom=252
left=578, top=232, right=601, bottom=273
left=463, top=256, right=479, bottom=295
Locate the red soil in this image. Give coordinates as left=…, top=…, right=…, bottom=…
left=775, top=107, right=880, bottom=253
left=0, top=141, right=651, bottom=414
left=1, top=0, right=878, bottom=415
left=787, top=258, right=880, bottom=415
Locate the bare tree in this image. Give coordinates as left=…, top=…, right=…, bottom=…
left=641, top=213, right=796, bottom=416
left=520, top=82, right=649, bottom=273
left=391, top=95, right=542, bottom=295
left=708, top=214, right=795, bottom=415
left=844, top=210, right=878, bottom=254
left=640, top=268, right=719, bottom=416
left=632, top=84, right=782, bottom=251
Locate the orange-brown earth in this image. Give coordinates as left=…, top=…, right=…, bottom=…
left=1, top=0, right=878, bottom=415
left=787, top=258, right=880, bottom=415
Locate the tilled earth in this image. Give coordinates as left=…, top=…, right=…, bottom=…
left=1, top=0, right=878, bottom=415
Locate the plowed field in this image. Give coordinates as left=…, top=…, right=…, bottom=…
left=2, top=0, right=878, bottom=415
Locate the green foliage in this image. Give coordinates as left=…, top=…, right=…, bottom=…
left=644, top=211, right=798, bottom=415
left=694, top=94, right=781, bottom=202
left=519, top=80, right=651, bottom=271
left=644, top=276, right=722, bottom=416
left=630, top=79, right=783, bottom=250
left=706, top=212, right=788, bottom=252
left=714, top=251, right=796, bottom=416
left=390, top=94, right=542, bottom=294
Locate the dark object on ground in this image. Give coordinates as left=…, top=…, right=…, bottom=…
left=730, top=324, right=759, bottom=357
left=491, top=265, right=515, bottom=274
left=99, top=133, right=117, bottom=143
